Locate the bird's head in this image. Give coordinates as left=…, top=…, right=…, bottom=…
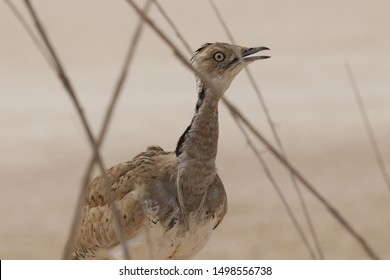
left=191, top=42, right=270, bottom=96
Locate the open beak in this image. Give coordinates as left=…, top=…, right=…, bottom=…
left=242, top=46, right=270, bottom=62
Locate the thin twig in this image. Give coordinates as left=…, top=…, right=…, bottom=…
left=151, top=0, right=192, bottom=55
left=125, top=0, right=379, bottom=260
left=209, top=0, right=323, bottom=259
left=345, top=62, right=390, bottom=193
left=222, top=97, right=380, bottom=260
left=231, top=114, right=317, bottom=259
left=4, top=0, right=56, bottom=70
left=63, top=0, right=152, bottom=260
left=123, top=0, right=219, bottom=97
left=19, top=0, right=130, bottom=259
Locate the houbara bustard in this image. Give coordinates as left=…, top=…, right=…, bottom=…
left=69, top=42, right=269, bottom=259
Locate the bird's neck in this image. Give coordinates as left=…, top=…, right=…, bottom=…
left=175, top=82, right=220, bottom=196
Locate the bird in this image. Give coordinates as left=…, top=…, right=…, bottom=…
left=69, top=42, right=270, bottom=259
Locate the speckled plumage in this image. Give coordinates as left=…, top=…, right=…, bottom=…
left=69, top=42, right=269, bottom=259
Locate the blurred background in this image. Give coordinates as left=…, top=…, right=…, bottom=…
left=0, top=0, right=389, bottom=259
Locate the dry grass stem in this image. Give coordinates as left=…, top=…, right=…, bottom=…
left=231, top=114, right=317, bottom=259
left=4, top=0, right=56, bottom=71
left=19, top=0, right=130, bottom=259
left=221, top=97, right=380, bottom=260
left=345, top=62, right=390, bottom=194
left=63, top=0, right=152, bottom=260
left=209, top=0, right=323, bottom=259
left=151, top=0, right=193, bottom=55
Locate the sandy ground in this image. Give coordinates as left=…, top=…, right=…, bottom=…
left=1, top=0, right=389, bottom=259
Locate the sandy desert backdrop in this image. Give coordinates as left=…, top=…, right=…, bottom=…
left=1, top=0, right=389, bottom=259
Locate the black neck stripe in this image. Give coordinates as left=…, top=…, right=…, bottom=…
left=175, top=121, right=192, bottom=156
left=175, top=84, right=206, bottom=156
left=195, top=83, right=206, bottom=112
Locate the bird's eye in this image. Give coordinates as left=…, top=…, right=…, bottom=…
left=213, top=52, right=225, bottom=62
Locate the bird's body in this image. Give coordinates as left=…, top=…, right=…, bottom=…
left=74, top=146, right=226, bottom=259
left=69, top=42, right=269, bottom=259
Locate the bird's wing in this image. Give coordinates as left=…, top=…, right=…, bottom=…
left=71, top=146, right=170, bottom=258
left=208, top=174, right=228, bottom=230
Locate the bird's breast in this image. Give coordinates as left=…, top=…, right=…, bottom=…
left=108, top=200, right=224, bottom=260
